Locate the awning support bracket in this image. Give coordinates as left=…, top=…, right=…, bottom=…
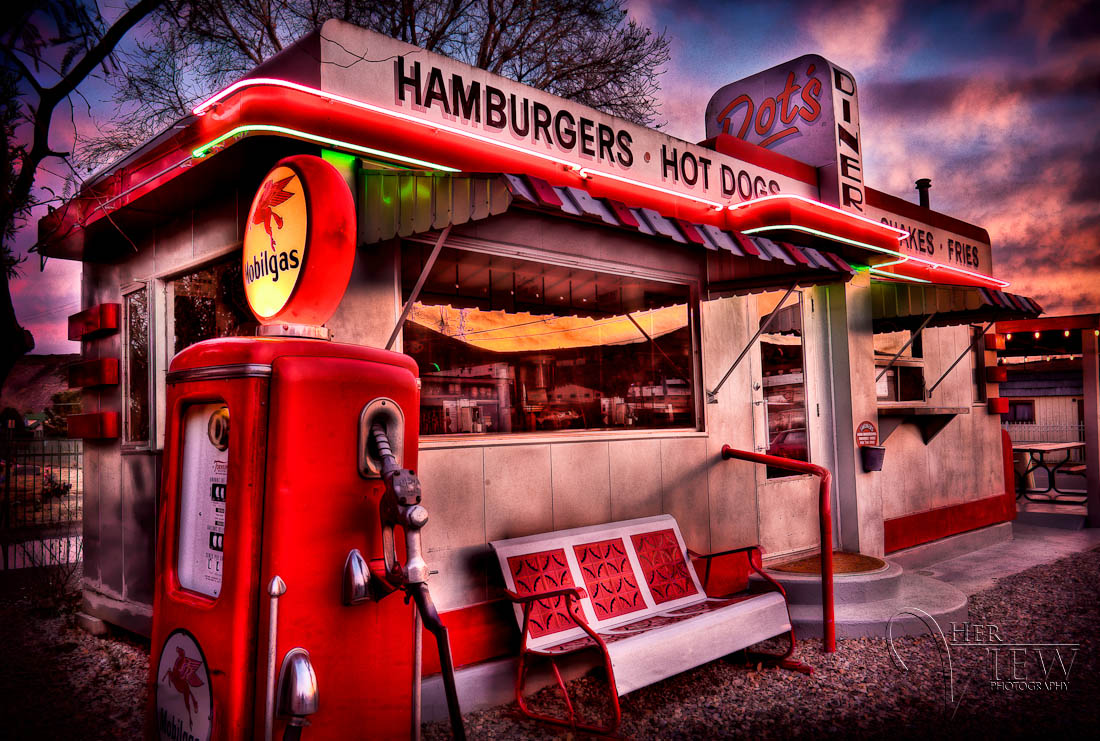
left=926, top=321, right=996, bottom=396
left=706, top=282, right=797, bottom=404
left=874, top=312, right=937, bottom=383
left=385, top=225, right=451, bottom=352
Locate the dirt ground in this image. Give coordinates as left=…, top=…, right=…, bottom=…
left=2, top=546, right=1098, bottom=739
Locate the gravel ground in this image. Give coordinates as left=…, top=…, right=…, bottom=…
left=0, top=565, right=149, bottom=739
left=2, top=546, right=1096, bottom=739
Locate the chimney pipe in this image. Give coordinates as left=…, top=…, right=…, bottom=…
left=915, top=178, right=931, bottom=208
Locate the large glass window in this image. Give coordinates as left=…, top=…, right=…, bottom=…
left=124, top=286, right=150, bottom=443
left=401, top=246, right=697, bottom=436
left=170, top=254, right=256, bottom=354
left=758, top=291, right=809, bottom=477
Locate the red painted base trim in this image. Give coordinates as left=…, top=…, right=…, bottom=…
left=884, top=492, right=1015, bottom=553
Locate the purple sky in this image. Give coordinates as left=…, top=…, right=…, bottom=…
left=12, top=0, right=1099, bottom=354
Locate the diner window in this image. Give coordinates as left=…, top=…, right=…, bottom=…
left=874, top=330, right=926, bottom=403
left=400, top=246, right=697, bottom=436
left=758, top=291, right=809, bottom=478
left=1008, top=400, right=1035, bottom=423
left=170, top=254, right=257, bottom=354
left=124, top=285, right=150, bottom=444
left=970, top=325, right=987, bottom=403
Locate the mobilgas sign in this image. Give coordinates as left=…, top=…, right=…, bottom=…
left=705, top=55, right=865, bottom=214
left=316, top=21, right=818, bottom=205
left=241, top=155, right=356, bottom=326
left=243, top=165, right=306, bottom=319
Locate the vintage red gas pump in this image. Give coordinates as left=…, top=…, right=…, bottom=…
left=148, top=155, right=464, bottom=740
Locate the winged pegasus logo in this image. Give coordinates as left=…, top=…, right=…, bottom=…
left=162, top=646, right=205, bottom=730
left=251, top=175, right=296, bottom=249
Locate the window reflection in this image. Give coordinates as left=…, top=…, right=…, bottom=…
left=125, top=287, right=149, bottom=443
left=758, top=291, right=809, bottom=477
left=401, top=246, right=696, bottom=435
left=171, top=256, right=256, bottom=354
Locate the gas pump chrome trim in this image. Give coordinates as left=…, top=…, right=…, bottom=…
left=166, top=363, right=272, bottom=384
left=342, top=549, right=372, bottom=605
left=265, top=576, right=287, bottom=741
left=358, top=398, right=405, bottom=478
left=277, top=648, right=320, bottom=718
left=255, top=323, right=332, bottom=340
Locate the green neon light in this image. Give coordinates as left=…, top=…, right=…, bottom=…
left=742, top=224, right=898, bottom=257
left=868, top=267, right=932, bottom=283
left=191, top=124, right=460, bottom=172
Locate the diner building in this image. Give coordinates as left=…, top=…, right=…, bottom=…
left=39, top=20, right=1043, bottom=666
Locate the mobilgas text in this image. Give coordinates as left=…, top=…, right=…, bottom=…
left=395, top=57, right=633, bottom=168
left=245, top=246, right=301, bottom=285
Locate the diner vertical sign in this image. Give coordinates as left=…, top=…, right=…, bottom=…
left=705, top=54, right=865, bottom=214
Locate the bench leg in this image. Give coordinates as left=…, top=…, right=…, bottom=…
left=514, top=649, right=622, bottom=736
left=742, top=626, right=813, bottom=675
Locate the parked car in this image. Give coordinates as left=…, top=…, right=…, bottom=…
left=768, top=428, right=807, bottom=461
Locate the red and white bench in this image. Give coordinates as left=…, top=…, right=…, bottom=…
left=490, top=514, right=806, bottom=734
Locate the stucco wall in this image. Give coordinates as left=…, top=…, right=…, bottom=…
left=876, top=324, right=1005, bottom=521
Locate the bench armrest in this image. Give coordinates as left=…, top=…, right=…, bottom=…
left=688, top=544, right=761, bottom=561
left=503, top=586, right=585, bottom=605
left=688, top=545, right=787, bottom=599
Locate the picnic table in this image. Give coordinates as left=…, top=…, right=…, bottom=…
left=1012, top=441, right=1086, bottom=502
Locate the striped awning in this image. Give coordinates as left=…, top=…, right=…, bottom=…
left=871, top=280, right=1042, bottom=333
left=358, top=170, right=853, bottom=292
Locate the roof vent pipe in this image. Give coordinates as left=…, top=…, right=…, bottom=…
left=915, top=178, right=931, bottom=208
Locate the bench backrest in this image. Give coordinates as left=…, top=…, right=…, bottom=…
left=490, top=515, right=706, bottom=650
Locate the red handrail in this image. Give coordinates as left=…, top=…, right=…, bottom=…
left=720, top=445, right=836, bottom=652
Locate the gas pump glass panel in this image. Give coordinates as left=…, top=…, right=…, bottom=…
left=170, top=254, right=258, bottom=354
left=402, top=245, right=697, bottom=435
left=758, top=290, right=810, bottom=478
left=177, top=403, right=229, bottom=597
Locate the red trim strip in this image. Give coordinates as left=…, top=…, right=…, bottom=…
left=884, top=492, right=1015, bottom=553
left=66, top=411, right=120, bottom=440
left=699, top=134, right=818, bottom=185
left=68, top=303, right=120, bottom=340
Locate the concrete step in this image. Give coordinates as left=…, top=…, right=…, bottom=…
left=788, top=572, right=968, bottom=639
left=749, top=560, right=902, bottom=605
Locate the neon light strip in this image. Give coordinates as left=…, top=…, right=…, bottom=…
left=742, top=224, right=1009, bottom=287
left=577, top=168, right=725, bottom=210
left=868, top=267, right=931, bottom=283
left=191, top=124, right=460, bottom=171
left=191, top=77, right=581, bottom=174
left=194, top=78, right=730, bottom=211
left=730, top=193, right=910, bottom=240
left=742, top=225, right=907, bottom=258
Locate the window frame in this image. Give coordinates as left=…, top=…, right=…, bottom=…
left=121, top=281, right=155, bottom=452
left=400, top=237, right=706, bottom=442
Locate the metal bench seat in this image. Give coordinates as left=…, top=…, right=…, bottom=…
left=490, top=514, right=803, bottom=733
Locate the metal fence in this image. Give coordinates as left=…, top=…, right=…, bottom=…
left=0, top=435, right=83, bottom=570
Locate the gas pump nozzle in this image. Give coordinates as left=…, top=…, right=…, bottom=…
left=351, top=422, right=466, bottom=740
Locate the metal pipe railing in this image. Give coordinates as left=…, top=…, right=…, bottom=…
left=720, top=445, right=836, bottom=652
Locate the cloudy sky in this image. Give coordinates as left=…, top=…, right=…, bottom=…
left=11, top=0, right=1100, bottom=353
